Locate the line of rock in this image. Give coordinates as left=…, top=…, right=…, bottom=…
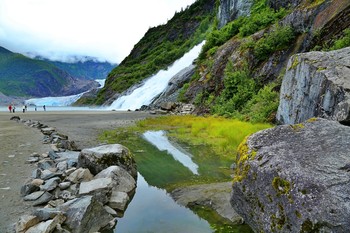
left=10, top=116, right=137, bottom=233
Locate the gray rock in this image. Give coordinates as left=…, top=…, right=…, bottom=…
left=277, top=47, right=350, bottom=124
left=31, top=169, right=42, bottom=179
left=40, top=177, right=61, bottom=192
left=33, top=192, right=53, bottom=206
left=41, top=127, right=56, bottom=135
left=56, top=151, right=80, bottom=161
left=217, top=0, right=252, bottom=28
left=48, top=150, right=59, bottom=159
left=79, top=178, right=113, bottom=204
left=33, top=208, right=63, bottom=221
left=15, top=215, right=40, bottom=233
left=58, top=182, right=71, bottom=190
left=40, top=169, right=60, bottom=180
left=108, top=191, right=129, bottom=212
left=66, top=168, right=93, bottom=184
left=24, top=191, right=45, bottom=201
left=171, top=182, right=243, bottom=224
left=58, top=196, right=113, bottom=233
left=94, top=166, right=136, bottom=194
left=26, top=157, right=40, bottom=163
left=78, top=144, right=137, bottom=177
left=26, top=213, right=65, bottom=233
left=56, top=161, right=68, bottom=172
left=31, top=179, right=44, bottom=187
left=21, top=183, right=40, bottom=197
left=231, top=118, right=350, bottom=232
left=38, top=160, right=55, bottom=170
left=104, top=205, right=118, bottom=217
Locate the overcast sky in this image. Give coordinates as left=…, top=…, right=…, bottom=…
left=0, top=0, right=196, bottom=63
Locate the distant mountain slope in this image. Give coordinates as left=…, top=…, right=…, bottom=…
left=38, top=56, right=116, bottom=80
left=0, top=46, right=97, bottom=97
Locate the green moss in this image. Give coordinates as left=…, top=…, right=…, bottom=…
left=295, top=210, right=302, bottom=219
left=272, top=177, right=291, bottom=197
left=233, top=136, right=257, bottom=183
left=289, top=56, right=299, bottom=70
left=306, top=117, right=318, bottom=123
left=290, top=123, right=304, bottom=131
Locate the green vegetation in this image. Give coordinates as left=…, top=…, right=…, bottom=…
left=329, top=28, right=350, bottom=50
left=199, top=0, right=289, bottom=60
left=0, top=46, right=69, bottom=96
left=272, top=177, right=291, bottom=197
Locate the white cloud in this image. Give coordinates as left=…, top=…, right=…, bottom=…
left=0, top=0, right=196, bottom=63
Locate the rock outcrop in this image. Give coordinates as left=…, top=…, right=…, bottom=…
left=217, top=0, right=252, bottom=28
left=277, top=47, right=350, bottom=124
left=231, top=118, right=350, bottom=232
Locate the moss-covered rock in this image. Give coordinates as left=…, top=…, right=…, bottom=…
left=230, top=118, right=350, bottom=232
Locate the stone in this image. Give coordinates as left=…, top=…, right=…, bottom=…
left=31, top=169, right=42, bottom=179
left=217, top=0, right=252, bottom=28
left=104, top=205, right=118, bottom=217
left=41, top=127, right=56, bottom=135
left=21, top=183, right=40, bottom=197
left=58, top=196, right=113, bottom=233
left=38, top=160, right=55, bottom=170
left=231, top=118, right=350, bottom=232
left=40, top=177, right=61, bottom=192
left=31, top=179, right=44, bottom=187
left=64, top=167, right=76, bottom=176
left=33, top=208, right=63, bottom=221
left=26, top=213, right=65, bottom=233
left=67, top=168, right=93, bottom=183
left=277, top=47, right=350, bottom=124
left=41, top=169, right=60, bottom=180
left=57, top=161, right=68, bottom=172
left=94, top=166, right=136, bottom=194
left=26, top=157, right=39, bottom=163
left=33, top=191, right=53, bottom=206
left=78, top=144, right=137, bottom=177
left=58, top=182, right=71, bottom=190
left=79, top=178, right=113, bottom=204
left=108, top=191, right=129, bottom=211
left=58, top=190, right=75, bottom=201
left=15, top=215, right=40, bottom=233
left=171, top=182, right=243, bottom=224
left=24, top=191, right=45, bottom=201
left=48, top=150, right=59, bottom=159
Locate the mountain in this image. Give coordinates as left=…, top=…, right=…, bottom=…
left=90, top=0, right=350, bottom=123
left=37, top=56, right=116, bottom=80
left=0, top=47, right=99, bottom=98
left=91, top=0, right=216, bottom=104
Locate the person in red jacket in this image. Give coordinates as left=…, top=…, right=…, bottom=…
left=8, top=105, right=12, bottom=113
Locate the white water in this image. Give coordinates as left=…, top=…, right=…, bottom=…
left=143, top=130, right=199, bottom=175
left=25, top=79, right=106, bottom=107
left=108, top=41, right=205, bottom=110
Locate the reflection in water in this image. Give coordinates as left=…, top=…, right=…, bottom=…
left=143, top=130, right=199, bottom=175
left=116, top=174, right=212, bottom=233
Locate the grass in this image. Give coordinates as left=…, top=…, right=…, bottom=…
left=100, top=115, right=271, bottom=163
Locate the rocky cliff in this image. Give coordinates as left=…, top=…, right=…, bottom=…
left=231, top=118, right=350, bottom=232
left=277, top=47, right=350, bottom=124
left=217, top=0, right=252, bottom=28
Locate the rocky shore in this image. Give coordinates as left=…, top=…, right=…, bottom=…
left=10, top=117, right=137, bottom=232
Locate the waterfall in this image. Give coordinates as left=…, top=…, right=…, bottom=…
left=108, top=41, right=205, bottom=110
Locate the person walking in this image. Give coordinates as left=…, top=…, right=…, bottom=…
left=43, top=105, right=46, bottom=111
left=8, top=105, right=12, bottom=113
left=22, top=105, right=26, bottom=113
left=12, top=106, right=15, bottom=113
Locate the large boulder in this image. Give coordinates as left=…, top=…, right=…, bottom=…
left=78, top=144, right=137, bottom=178
left=58, top=195, right=114, bottom=233
left=277, top=47, right=350, bottom=124
left=231, top=118, right=350, bottom=232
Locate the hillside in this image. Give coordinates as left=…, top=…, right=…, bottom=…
left=93, top=0, right=216, bottom=104
left=40, top=56, right=116, bottom=80
left=0, top=47, right=98, bottom=98
left=91, top=0, right=350, bottom=124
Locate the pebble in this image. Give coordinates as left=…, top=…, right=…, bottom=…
left=8, top=154, right=15, bottom=158
left=0, top=187, right=11, bottom=190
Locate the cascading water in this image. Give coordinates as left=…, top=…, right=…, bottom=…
left=108, top=41, right=205, bottom=110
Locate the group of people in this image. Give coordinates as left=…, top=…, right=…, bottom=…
left=8, top=104, right=46, bottom=113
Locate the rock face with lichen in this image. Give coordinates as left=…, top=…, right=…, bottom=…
left=230, top=118, right=350, bottom=232
left=277, top=47, right=350, bottom=124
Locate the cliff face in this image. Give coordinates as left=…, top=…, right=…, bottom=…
left=185, top=0, right=350, bottom=116
left=277, top=47, right=350, bottom=124
left=231, top=118, right=350, bottom=232
left=217, top=0, right=252, bottom=28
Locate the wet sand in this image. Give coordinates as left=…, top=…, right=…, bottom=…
left=0, top=110, right=153, bottom=232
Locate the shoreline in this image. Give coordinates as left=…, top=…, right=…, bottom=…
left=0, top=110, right=152, bottom=232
